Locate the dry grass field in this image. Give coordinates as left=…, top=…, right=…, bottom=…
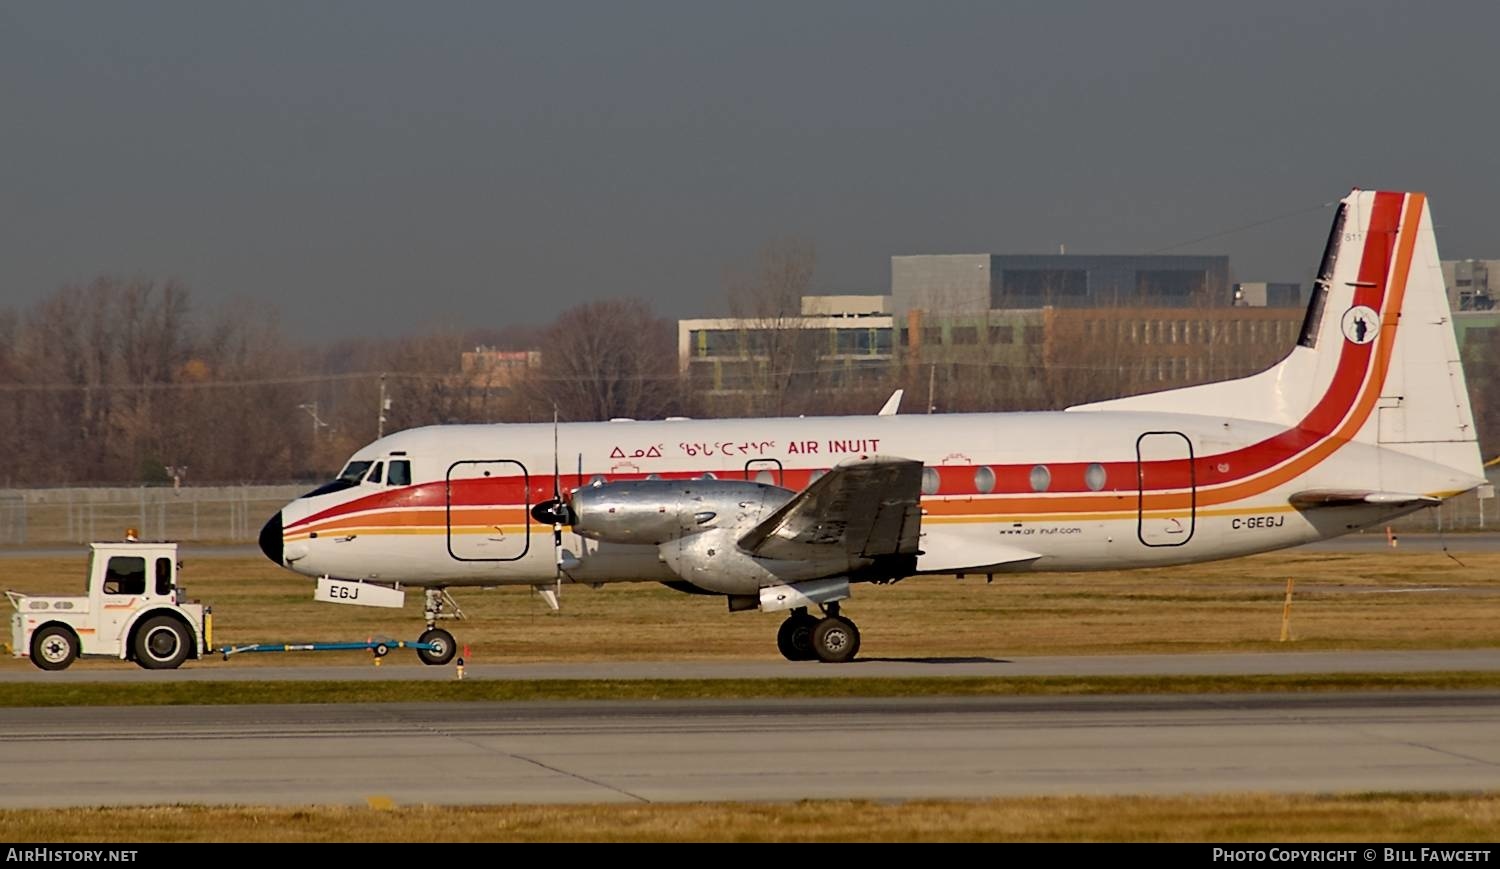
left=4, top=548, right=1498, bottom=843
left=3, top=547, right=1499, bottom=668
left=4, top=794, right=1499, bottom=842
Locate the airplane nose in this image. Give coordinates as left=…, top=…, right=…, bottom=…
left=258, top=511, right=284, bottom=566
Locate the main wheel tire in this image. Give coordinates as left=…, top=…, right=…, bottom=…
left=30, top=624, right=80, bottom=671
left=133, top=615, right=191, bottom=670
left=417, top=628, right=457, bottom=666
left=811, top=616, right=861, bottom=664
left=776, top=614, right=818, bottom=661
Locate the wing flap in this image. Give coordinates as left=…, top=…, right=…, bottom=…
left=737, top=457, right=923, bottom=562
left=1288, top=489, right=1441, bottom=509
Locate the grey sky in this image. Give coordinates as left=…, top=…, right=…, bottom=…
left=3, top=1, right=1497, bottom=338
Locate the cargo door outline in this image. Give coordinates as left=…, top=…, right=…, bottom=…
left=446, top=459, right=529, bottom=561
left=1136, top=431, right=1195, bottom=547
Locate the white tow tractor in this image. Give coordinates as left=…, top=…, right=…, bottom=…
left=7, top=540, right=210, bottom=671
left=8, top=538, right=450, bottom=671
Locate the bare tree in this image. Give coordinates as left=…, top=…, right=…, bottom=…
left=1465, top=328, right=1500, bottom=460
left=718, top=238, right=826, bottom=415
left=530, top=299, right=681, bottom=421
left=176, top=298, right=305, bottom=481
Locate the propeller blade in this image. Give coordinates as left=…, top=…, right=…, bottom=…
left=552, top=406, right=562, bottom=503
left=551, top=406, right=564, bottom=579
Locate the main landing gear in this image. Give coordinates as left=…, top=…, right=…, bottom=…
left=418, top=587, right=460, bottom=666
left=776, top=603, right=861, bottom=664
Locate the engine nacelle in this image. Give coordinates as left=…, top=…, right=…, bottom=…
left=568, top=479, right=792, bottom=546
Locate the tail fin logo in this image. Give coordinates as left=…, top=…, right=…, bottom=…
left=1340, top=305, right=1380, bottom=345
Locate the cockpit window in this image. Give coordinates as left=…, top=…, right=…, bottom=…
left=367, top=462, right=384, bottom=484
left=388, top=460, right=411, bottom=486
left=338, top=461, right=373, bottom=484
left=299, top=460, right=374, bottom=499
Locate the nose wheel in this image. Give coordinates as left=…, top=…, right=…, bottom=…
left=776, top=605, right=860, bottom=663
left=417, top=587, right=462, bottom=666
left=417, top=627, right=457, bottom=666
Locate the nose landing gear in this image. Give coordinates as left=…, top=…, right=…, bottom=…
left=418, top=588, right=460, bottom=666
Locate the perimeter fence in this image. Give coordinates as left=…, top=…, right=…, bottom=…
left=0, top=485, right=308, bottom=545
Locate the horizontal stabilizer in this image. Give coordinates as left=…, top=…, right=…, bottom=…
left=915, top=529, right=1042, bottom=573
left=1288, top=490, right=1441, bottom=509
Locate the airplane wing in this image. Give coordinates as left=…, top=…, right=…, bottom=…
left=737, top=456, right=923, bottom=562
left=1288, top=490, right=1441, bottom=509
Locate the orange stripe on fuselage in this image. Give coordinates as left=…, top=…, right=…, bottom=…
left=291, top=506, right=526, bottom=532
left=285, top=196, right=1422, bottom=532
left=286, top=507, right=529, bottom=540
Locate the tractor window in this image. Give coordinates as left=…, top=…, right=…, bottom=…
left=155, top=557, right=173, bottom=595
left=104, top=557, right=146, bottom=596
left=388, top=460, right=411, bottom=486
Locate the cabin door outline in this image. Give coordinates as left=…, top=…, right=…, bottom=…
left=445, top=459, right=530, bottom=561
left=1136, top=432, right=1196, bottom=547
left=744, top=458, right=785, bottom=486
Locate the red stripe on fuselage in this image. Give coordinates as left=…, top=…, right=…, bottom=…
left=287, top=194, right=1412, bottom=531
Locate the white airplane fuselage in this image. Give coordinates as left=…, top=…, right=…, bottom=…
left=265, top=408, right=1476, bottom=589
left=257, top=189, right=1486, bottom=656
left=255, top=186, right=1476, bottom=684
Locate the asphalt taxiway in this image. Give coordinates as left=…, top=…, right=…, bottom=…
left=2, top=692, right=1496, bottom=807
left=2, top=648, right=1499, bottom=682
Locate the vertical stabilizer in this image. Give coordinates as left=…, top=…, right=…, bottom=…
left=1351, top=194, right=1482, bottom=479
left=1070, top=190, right=1483, bottom=483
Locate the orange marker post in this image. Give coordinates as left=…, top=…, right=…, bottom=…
left=1279, top=578, right=1295, bottom=642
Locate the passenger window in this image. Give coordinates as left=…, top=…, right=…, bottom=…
left=155, top=557, right=173, bottom=596
left=103, top=557, right=146, bottom=596
left=1029, top=465, right=1051, bottom=492
left=388, top=460, right=411, bottom=486
left=921, top=467, right=940, bottom=495
left=974, top=466, right=996, bottom=494
left=367, top=462, right=384, bottom=484
left=1085, top=463, right=1107, bottom=491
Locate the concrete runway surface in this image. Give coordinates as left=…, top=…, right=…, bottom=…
left=2, top=693, right=1497, bottom=807
left=3, top=648, right=1499, bottom=683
